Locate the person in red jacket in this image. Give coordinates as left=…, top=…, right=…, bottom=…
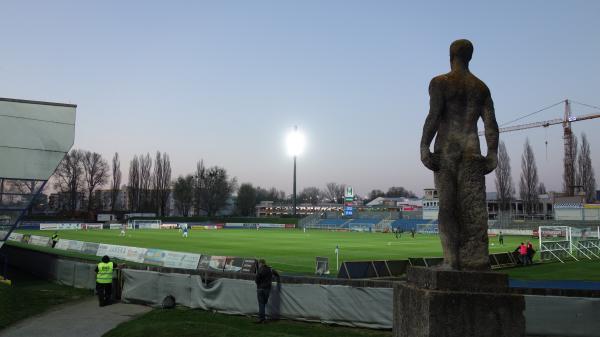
left=518, top=242, right=528, bottom=265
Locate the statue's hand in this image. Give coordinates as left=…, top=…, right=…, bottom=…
left=421, top=148, right=440, bottom=172
left=483, top=152, right=498, bottom=175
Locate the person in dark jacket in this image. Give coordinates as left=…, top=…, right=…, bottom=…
left=526, top=241, right=535, bottom=265
left=254, top=259, right=280, bottom=323
left=51, top=232, right=59, bottom=248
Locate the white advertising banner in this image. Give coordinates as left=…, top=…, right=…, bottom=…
left=109, top=223, right=124, bottom=230
left=8, top=232, right=24, bottom=242
left=40, top=223, right=82, bottom=230
left=162, top=251, right=201, bottom=269
left=225, top=223, right=286, bottom=229
left=29, top=235, right=51, bottom=247
left=40, top=223, right=59, bottom=230
left=97, top=244, right=147, bottom=263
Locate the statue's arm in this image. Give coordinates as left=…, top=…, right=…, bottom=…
left=420, top=79, right=443, bottom=171
left=482, top=91, right=499, bottom=174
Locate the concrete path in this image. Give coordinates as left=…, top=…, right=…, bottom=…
left=0, top=298, right=151, bottom=337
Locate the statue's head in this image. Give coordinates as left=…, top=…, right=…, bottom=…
left=450, top=39, right=473, bottom=68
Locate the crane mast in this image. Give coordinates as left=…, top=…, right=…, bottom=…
left=478, top=99, right=600, bottom=197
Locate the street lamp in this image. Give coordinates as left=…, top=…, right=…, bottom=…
left=286, top=125, right=305, bottom=217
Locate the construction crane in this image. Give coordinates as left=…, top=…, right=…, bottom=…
left=478, top=99, right=600, bottom=196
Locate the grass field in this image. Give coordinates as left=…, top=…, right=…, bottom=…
left=16, top=228, right=538, bottom=274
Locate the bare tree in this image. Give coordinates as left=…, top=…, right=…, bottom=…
left=256, top=186, right=286, bottom=203
left=139, top=153, right=153, bottom=211
left=495, top=141, right=514, bottom=212
left=152, top=151, right=172, bottom=216
left=538, top=182, right=547, bottom=195
left=173, top=175, right=194, bottom=216
left=298, top=187, right=322, bottom=205
left=519, top=139, right=539, bottom=215
left=53, top=149, right=84, bottom=212
left=368, top=189, right=385, bottom=201
left=385, top=186, right=416, bottom=198
left=195, top=161, right=237, bottom=216
left=110, top=153, right=121, bottom=211
left=82, top=151, right=109, bottom=211
left=577, top=133, right=597, bottom=202
left=563, top=135, right=579, bottom=194
left=324, top=182, right=346, bottom=204
left=236, top=183, right=257, bottom=216
left=193, top=160, right=205, bottom=216
left=128, top=155, right=141, bottom=211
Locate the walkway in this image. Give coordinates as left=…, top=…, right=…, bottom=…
left=0, top=298, right=151, bottom=337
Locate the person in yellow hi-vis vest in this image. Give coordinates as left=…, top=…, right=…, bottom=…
left=95, top=255, right=115, bottom=306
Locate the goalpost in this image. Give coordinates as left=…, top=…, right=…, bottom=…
left=570, top=226, right=600, bottom=260
left=131, top=219, right=162, bottom=229
left=539, top=226, right=600, bottom=263
left=538, top=226, right=572, bottom=263
left=416, top=223, right=439, bottom=234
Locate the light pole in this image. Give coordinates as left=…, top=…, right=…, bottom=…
left=286, top=125, right=304, bottom=217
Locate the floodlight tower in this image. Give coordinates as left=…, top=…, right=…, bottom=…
left=286, top=125, right=305, bottom=217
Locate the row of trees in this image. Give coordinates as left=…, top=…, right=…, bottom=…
left=170, top=161, right=237, bottom=217
left=495, top=133, right=597, bottom=214
left=54, top=149, right=110, bottom=212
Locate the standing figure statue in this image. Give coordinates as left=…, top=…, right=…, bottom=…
left=420, top=39, right=499, bottom=271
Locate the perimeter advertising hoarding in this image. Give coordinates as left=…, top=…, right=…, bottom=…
left=28, top=235, right=51, bottom=247
left=142, top=249, right=202, bottom=269
left=225, top=223, right=288, bottom=229
left=55, top=239, right=85, bottom=252
left=97, top=244, right=147, bottom=263
left=197, top=255, right=211, bottom=270
left=224, top=257, right=245, bottom=272
left=163, top=251, right=201, bottom=269
left=7, top=232, right=23, bottom=242
left=209, top=256, right=227, bottom=271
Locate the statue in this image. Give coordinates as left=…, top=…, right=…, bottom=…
left=420, top=39, right=499, bottom=271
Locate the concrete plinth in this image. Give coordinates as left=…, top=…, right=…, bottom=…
left=394, top=267, right=525, bottom=337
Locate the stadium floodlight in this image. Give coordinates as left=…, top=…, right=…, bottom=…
left=286, top=126, right=305, bottom=216
left=286, top=125, right=305, bottom=157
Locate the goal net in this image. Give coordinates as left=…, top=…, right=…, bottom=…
left=538, top=226, right=571, bottom=262
left=132, top=219, right=161, bottom=229
left=416, top=223, right=439, bottom=234
left=570, top=226, right=600, bottom=260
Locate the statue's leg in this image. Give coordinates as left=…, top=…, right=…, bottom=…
left=457, top=158, right=490, bottom=271
left=435, top=168, right=460, bottom=269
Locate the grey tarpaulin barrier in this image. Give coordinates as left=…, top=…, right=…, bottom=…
left=121, top=269, right=393, bottom=329
left=525, top=295, right=600, bottom=337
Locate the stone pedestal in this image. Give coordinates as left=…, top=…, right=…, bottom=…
left=394, top=267, right=525, bottom=337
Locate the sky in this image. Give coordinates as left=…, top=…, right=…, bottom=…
left=1, top=1, right=599, bottom=198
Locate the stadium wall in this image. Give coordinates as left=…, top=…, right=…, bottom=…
left=1, top=245, right=600, bottom=335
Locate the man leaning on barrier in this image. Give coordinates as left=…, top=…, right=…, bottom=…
left=254, top=259, right=280, bottom=324
left=95, top=255, right=116, bottom=306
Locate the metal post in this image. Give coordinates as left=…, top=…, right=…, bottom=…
left=293, top=155, right=297, bottom=216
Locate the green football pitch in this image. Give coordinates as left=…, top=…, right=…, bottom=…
left=16, top=228, right=535, bottom=274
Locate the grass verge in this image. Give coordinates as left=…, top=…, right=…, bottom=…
left=103, top=307, right=391, bottom=337
left=0, top=269, right=91, bottom=330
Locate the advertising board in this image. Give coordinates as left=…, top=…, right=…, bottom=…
left=97, top=244, right=147, bottom=263
left=8, top=232, right=24, bottom=242
left=225, top=223, right=287, bottom=229
left=28, top=235, right=51, bottom=247
left=163, top=251, right=201, bottom=269
left=208, top=256, right=227, bottom=271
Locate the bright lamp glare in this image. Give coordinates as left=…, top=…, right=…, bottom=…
left=286, top=129, right=305, bottom=156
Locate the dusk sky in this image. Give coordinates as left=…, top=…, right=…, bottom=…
left=1, top=1, right=599, bottom=197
